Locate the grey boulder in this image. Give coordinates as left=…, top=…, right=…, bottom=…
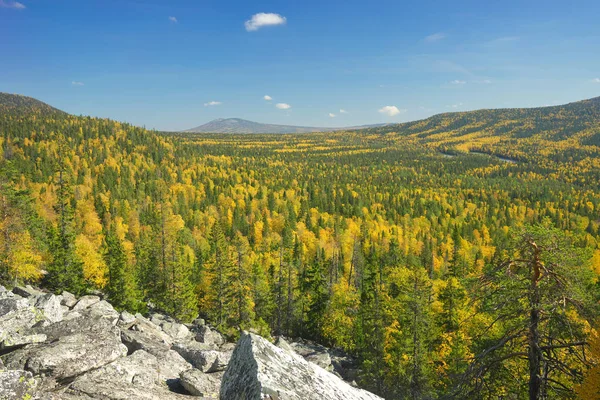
left=6, top=330, right=127, bottom=379
left=60, top=290, right=78, bottom=308
left=172, top=341, right=229, bottom=372
left=72, top=295, right=101, bottom=311
left=32, top=293, right=64, bottom=323
left=67, top=350, right=190, bottom=400
left=194, top=325, right=224, bottom=347
left=180, top=368, right=223, bottom=398
left=220, top=332, right=382, bottom=400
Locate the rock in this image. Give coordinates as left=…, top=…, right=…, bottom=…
left=10, top=330, right=127, bottom=379
left=88, top=299, right=119, bottom=323
left=172, top=341, right=228, bottom=372
left=156, top=349, right=193, bottom=382
left=60, top=290, right=78, bottom=308
left=68, top=350, right=191, bottom=400
left=32, top=311, right=115, bottom=342
left=150, top=313, right=166, bottom=325
left=195, top=325, right=224, bottom=347
left=120, top=317, right=174, bottom=356
left=305, top=352, right=333, bottom=371
left=0, top=285, right=11, bottom=300
left=118, top=310, right=136, bottom=328
left=72, top=295, right=101, bottom=311
left=193, top=318, right=205, bottom=327
left=180, top=369, right=222, bottom=398
left=1, top=332, right=47, bottom=349
left=0, top=295, right=30, bottom=316
left=291, top=341, right=334, bottom=371
left=13, top=285, right=43, bottom=298
left=275, top=336, right=295, bottom=353
left=0, top=297, right=43, bottom=349
left=194, top=350, right=231, bottom=373
left=220, top=332, right=382, bottom=400
left=0, top=370, right=37, bottom=400
left=160, top=320, right=191, bottom=341
left=219, top=342, right=236, bottom=352
left=33, top=293, right=64, bottom=323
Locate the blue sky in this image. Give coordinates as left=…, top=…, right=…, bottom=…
left=1, top=0, right=599, bottom=131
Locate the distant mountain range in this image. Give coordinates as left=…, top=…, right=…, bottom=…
left=184, top=118, right=389, bottom=134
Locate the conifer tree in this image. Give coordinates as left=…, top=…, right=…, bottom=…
left=104, top=229, right=139, bottom=311
left=44, top=162, right=86, bottom=295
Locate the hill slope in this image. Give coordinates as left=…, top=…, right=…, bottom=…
left=365, top=96, right=600, bottom=149
left=0, top=92, right=66, bottom=115
left=185, top=118, right=387, bottom=134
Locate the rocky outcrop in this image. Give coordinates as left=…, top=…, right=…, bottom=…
left=0, top=286, right=379, bottom=400
left=220, top=332, right=382, bottom=400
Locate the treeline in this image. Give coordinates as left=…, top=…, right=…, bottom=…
left=1, top=98, right=600, bottom=398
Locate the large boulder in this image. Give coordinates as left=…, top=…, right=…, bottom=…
left=117, top=310, right=136, bottom=328
left=194, top=325, right=224, bottom=347
left=0, top=296, right=44, bottom=350
left=0, top=370, right=37, bottom=399
left=31, top=310, right=115, bottom=341
left=72, top=295, right=101, bottom=311
left=159, top=320, right=191, bottom=342
left=33, top=293, right=64, bottom=323
left=291, top=340, right=333, bottom=371
left=4, top=330, right=127, bottom=379
left=88, top=299, right=120, bottom=323
left=220, top=332, right=382, bottom=400
left=67, top=350, right=190, bottom=400
left=180, top=368, right=223, bottom=398
left=172, top=341, right=229, bottom=372
left=60, top=290, right=78, bottom=308
left=156, top=349, right=193, bottom=385
left=121, top=326, right=172, bottom=357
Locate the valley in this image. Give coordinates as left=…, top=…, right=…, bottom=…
left=1, top=93, right=600, bottom=398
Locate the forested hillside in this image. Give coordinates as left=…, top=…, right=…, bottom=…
left=1, top=92, right=600, bottom=399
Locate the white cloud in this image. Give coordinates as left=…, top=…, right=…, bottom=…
left=0, top=0, right=25, bottom=9
left=328, top=113, right=336, bottom=118
left=424, top=32, right=446, bottom=43
left=450, top=79, right=466, bottom=85
left=245, top=13, right=286, bottom=32
left=275, top=103, right=291, bottom=110
left=592, top=78, right=600, bottom=83
left=204, top=101, right=222, bottom=106
left=264, top=95, right=272, bottom=101
left=71, top=81, right=84, bottom=86
left=339, top=109, right=348, bottom=114
left=168, top=16, right=178, bottom=23
left=447, top=102, right=464, bottom=109
left=378, top=106, right=405, bottom=117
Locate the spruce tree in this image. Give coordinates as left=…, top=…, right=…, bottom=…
left=44, top=166, right=85, bottom=295
left=104, top=229, right=139, bottom=311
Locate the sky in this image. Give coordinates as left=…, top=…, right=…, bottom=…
left=1, top=0, right=600, bottom=131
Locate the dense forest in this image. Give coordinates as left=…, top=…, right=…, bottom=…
left=1, top=93, right=600, bottom=399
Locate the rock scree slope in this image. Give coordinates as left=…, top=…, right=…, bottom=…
left=0, top=284, right=382, bottom=400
